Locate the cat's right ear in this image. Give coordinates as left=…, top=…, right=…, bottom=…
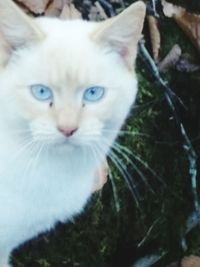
left=91, top=1, right=146, bottom=69
left=0, top=0, right=45, bottom=62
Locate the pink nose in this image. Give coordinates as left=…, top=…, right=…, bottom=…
left=58, top=126, right=78, bottom=137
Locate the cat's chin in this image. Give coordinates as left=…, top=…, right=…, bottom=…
left=50, top=138, right=83, bottom=152
left=56, top=143, right=76, bottom=153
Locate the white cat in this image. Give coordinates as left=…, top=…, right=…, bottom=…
left=0, top=1, right=145, bottom=266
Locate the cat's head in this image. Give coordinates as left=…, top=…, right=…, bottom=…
left=0, top=0, right=145, bottom=153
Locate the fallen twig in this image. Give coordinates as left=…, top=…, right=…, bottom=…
left=95, top=1, right=108, bottom=19
left=158, top=44, right=182, bottom=72
left=131, top=251, right=167, bottom=267
left=138, top=40, right=199, bottom=250
left=137, top=217, right=160, bottom=248
left=97, top=0, right=115, bottom=17
left=151, top=0, right=160, bottom=18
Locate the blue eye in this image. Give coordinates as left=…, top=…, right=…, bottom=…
left=83, top=86, right=105, bottom=102
left=31, top=84, right=53, bottom=101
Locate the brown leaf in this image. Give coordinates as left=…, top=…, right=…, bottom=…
left=159, top=44, right=182, bottom=72
left=181, top=255, right=200, bottom=267
left=45, top=0, right=64, bottom=17
left=14, top=1, right=32, bottom=15
left=60, top=3, right=82, bottom=20
left=16, top=0, right=50, bottom=14
left=176, top=57, right=200, bottom=72
left=162, top=0, right=200, bottom=54
left=147, top=15, right=161, bottom=62
left=92, top=160, right=108, bottom=193
left=162, top=0, right=184, bottom=18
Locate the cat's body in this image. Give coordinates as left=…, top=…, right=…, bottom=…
left=0, top=129, right=95, bottom=261
left=0, top=1, right=145, bottom=266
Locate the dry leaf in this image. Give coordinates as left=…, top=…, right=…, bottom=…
left=162, top=0, right=200, bottom=53
left=16, top=0, right=50, bottom=14
left=181, top=255, right=200, bottom=267
left=147, top=15, right=161, bottom=62
left=176, top=57, right=200, bottom=72
left=166, top=255, right=200, bottom=267
left=14, top=1, right=32, bottom=15
left=60, top=3, right=81, bottom=20
left=92, top=161, right=108, bottom=192
left=159, top=44, right=182, bottom=72
left=162, top=0, right=184, bottom=18
left=45, top=0, right=64, bottom=17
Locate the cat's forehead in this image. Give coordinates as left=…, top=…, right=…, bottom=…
left=38, top=18, right=96, bottom=38
left=21, top=19, right=119, bottom=89
left=37, top=18, right=97, bottom=53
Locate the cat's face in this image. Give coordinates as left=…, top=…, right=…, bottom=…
left=0, top=1, right=145, bottom=152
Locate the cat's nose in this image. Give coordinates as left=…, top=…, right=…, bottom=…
left=58, top=126, right=78, bottom=137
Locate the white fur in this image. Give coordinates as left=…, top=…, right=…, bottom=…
left=0, top=1, right=145, bottom=266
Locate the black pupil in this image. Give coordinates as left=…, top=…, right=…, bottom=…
left=91, top=89, right=95, bottom=95
left=40, top=88, right=45, bottom=94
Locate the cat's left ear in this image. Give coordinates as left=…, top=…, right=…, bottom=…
left=92, top=1, right=146, bottom=68
left=0, top=0, right=44, bottom=60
